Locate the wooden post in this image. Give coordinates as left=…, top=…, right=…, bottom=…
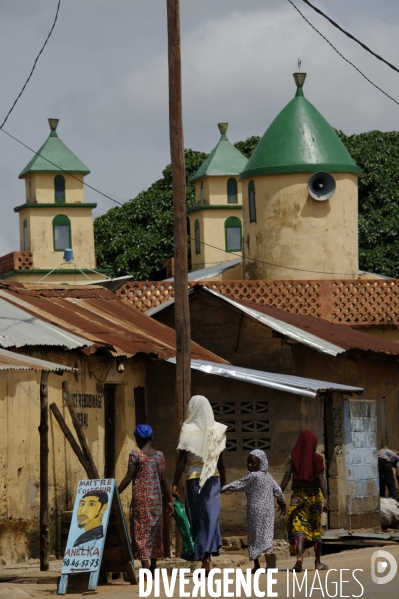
left=50, top=403, right=94, bottom=477
left=166, top=0, right=191, bottom=423
left=39, top=371, right=50, bottom=571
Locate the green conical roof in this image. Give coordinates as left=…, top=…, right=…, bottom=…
left=239, top=85, right=361, bottom=179
left=19, top=125, right=90, bottom=178
left=190, top=124, right=247, bottom=183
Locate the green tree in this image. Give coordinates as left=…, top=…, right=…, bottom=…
left=94, top=149, right=207, bottom=279
left=234, top=136, right=260, bottom=158
left=338, top=130, right=399, bottom=277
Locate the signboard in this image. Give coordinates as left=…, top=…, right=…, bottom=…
left=62, top=478, right=114, bottom=575
left=58, top=478, right=136, bottom=594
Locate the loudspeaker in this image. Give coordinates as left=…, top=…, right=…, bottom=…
left=307, top=172, right=336, bottom=201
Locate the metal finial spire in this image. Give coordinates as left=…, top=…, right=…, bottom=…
left=298, top=57, right=302, bottom=72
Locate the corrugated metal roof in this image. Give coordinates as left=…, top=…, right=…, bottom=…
left=211, top=288, right=399, bottom=357
left=164, top=258, right=242, bottom=282
left=0, top=347, right=74, bottom=371
left=167, top=358, right=363, bottom=398
left=0, top=295, right=92, bottom=349
left=204, top=287, right=345, bottom=356
left=0, top=285, right=227, bottom=363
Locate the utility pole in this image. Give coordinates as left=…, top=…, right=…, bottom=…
left=166, top=0, right=191, bottom=428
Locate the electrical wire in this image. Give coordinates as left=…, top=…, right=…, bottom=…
left=301, top=0, right=399, bottom=75
left=287, top=0, right=399, bottom=107
left=0, top=127, right=124, bottom=207
left=189, top=237, right=356, bottom=277
left=0, top=1, right=61, bottom=130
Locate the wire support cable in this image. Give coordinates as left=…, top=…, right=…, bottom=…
left=0, top=1, right=61, bottom=130
left=287, top=0, right=399, bottom=106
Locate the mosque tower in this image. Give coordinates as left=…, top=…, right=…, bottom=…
left=239, top=73, right=361, bottom=281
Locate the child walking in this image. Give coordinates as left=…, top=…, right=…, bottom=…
left=222, top=449, right=286, bottom=572
left=118, top=424, right=174, bottom=575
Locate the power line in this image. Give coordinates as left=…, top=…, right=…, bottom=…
left=301, top=0, right=399, bottom=75
left=0, top=127, right=124, bottom=207
left=189, top=237, right=356, bottom=277
left=0, top=1, right=62, bottom=130
left=287, top=0, right=399, bottom=107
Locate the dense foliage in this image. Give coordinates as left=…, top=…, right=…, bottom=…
left=94, top=149, right=207, bottom=279
left=95, top=131, right=399, bottom=280
left=337, top=130, right=399, bottom=277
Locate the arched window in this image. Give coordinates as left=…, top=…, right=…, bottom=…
left=53, top=215, right=71, bottom=251
left=227, top=178, right=238, bottom=204
left=28, top=178, right=33, bottom=203
left=248, top=180, right=256, bottom=223
left=225, top=216, right=242, bottom=252
left=54, top=175, right=66, bottom=202
left=195, top=219, right=201, bottom=254
left=200, top=182, right=204, bottom=205
left=23, top=219, right=29, bottom=251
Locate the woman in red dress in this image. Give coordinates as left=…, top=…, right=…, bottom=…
left=118, top=424, right=173, bottom=574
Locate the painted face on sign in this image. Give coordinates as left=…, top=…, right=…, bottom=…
left=77, top=495, right=108, bottom=531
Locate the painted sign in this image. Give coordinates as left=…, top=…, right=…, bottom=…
left=61, top=478, right=115, bottom=575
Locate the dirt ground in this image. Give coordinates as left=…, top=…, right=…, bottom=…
left=0, top=545, right=398, bottom=598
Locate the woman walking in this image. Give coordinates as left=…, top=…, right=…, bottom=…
left=222, top=449, right=286, bottom=572
left=118, top=424, right=173, bottom=575
left=172, top=395, right=227, bottom=573
left=280, top=430, right=329, bottom=572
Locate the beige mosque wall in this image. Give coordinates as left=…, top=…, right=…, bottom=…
left=194, top=176, right=242, bottom=207
left=19, top=207, right=96, bottom=269
left=23, top=173, right=84, bottom=205
left=189, top=208, right=242, bottom=270
left=0, top=352, right=145, bottom=563
left=241, top=172, right=359, bottom=280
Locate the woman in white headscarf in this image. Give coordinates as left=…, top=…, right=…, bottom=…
left=172, top=396, right=227, bottom=572
left=222, top=449, right=286, bottom=572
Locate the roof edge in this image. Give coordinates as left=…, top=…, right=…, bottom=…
left=239, top=164, right=361, bottom=180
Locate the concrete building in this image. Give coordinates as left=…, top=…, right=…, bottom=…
left=0, top=119, right=106, bottom=284
left=188, top=123, right=246, bottom=274
left=0, top=281, right=224, bottom=563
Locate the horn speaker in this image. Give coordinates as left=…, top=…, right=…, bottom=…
left=307, top=172, right=336, bottom=201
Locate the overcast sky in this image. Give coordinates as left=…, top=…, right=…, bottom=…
left=1, top=0, right=399, bottom=255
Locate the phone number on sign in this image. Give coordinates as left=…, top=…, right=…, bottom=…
left=63, top=558, right=99, bottom=568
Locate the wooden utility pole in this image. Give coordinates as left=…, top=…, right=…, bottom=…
left=39, top=371, right=50, bottom=571
left=167, top=0, right=191, bottom=426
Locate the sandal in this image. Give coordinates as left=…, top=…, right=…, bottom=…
left=293, top=565, right=303, bottom=573
left=315, top=563, right=329, bottom=571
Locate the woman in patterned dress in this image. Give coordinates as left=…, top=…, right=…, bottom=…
left=118, top=424, right=174, bottom=574
left=222, top=449, right=286, bottom=572
left=280, top=430, right=329, bottom=572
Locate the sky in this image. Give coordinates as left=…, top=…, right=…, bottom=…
left=1, top=0, right=399, bottom=255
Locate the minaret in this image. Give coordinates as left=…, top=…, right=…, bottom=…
left=188, top=123, right=247, bottom=271
left=0, top=119, right=105, bottom=283
left=239, top=74, right=361, bottom=281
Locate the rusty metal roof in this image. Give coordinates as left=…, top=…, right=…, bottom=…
left=0, top=294, right=92, bottom=349
left=0, top=283, right=227, bottom=363
left=203, top=287, right=399, bottom=358
left=0, top=347, right=74, bottom=371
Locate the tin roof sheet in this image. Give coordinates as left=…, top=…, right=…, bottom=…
left=0, top=348, right=73, bottom=371
left=0, top=284, right=226, bottom=363
left=0, top=295, right=92, bottom=349
left=167, top=358, right=363, bottom=398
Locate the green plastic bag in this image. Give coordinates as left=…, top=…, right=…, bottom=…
left=172, top=499, right=195, bottom=559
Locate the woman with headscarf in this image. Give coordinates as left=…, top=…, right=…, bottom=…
left=280, top=430, right=329, bottom=572
left=222, top=449, right=286, bottom=572
left=172, top=396, right=227, bottom=572
left=118, top=424, right=174, bottom=575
